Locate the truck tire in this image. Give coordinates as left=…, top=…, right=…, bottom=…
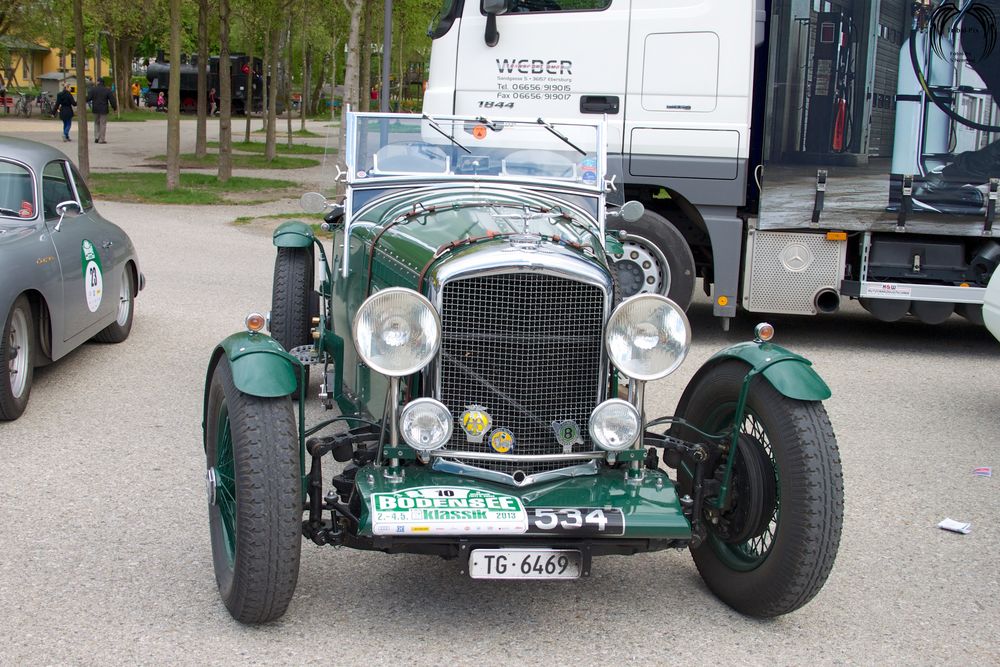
left=270, top=246, right=314, bottom=352
left=609, top=210, right=696, bottom=310
left=677, top=360, right=843, bottom=617
left=205, top=357, right=301, bottom=624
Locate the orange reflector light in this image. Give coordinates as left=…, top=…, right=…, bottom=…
left=472, top=125, right=488, bottom=140
left=960, top=282, right=970, bottom=288
left=754, top=322, right=775, bottom=342
left=717, top=296, right=729, bottom=307
left=826, top=231, right=848, bottom=241
left=245, top=312, right=266, bottom=333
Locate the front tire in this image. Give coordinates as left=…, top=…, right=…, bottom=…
left=1, top=296, right=34, bottom=421
left=205, top=357, right=301, bottom=623
left=609, top=210, right=696, bottom=309
left=270, top=246, right=314, bottom=352
left=678, top=360, right=843, bottom=617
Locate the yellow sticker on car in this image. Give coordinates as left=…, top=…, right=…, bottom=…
left=461, top=406, right=492, bottom=444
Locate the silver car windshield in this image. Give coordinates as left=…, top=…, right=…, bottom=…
left=346, top=112, right=606, bottom=193
left=0, top=160, right=37, bottom=220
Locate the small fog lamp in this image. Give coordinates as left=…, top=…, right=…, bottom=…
left=605, top=295, right=690, bottom=381
left=754, top=322, right=775, bottom=342
left=353, top=288, right=441, bottom=377
left=399, top=398, right=453, bottom=452
left=245, top=312, right=267, bottom=333
left=589, top=399, right=641, bottom=452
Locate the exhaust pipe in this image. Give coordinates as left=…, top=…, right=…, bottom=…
left=814, top=289, right=841, bottom=314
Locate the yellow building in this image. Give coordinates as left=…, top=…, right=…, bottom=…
left=1, top=37, right=110, bottom=91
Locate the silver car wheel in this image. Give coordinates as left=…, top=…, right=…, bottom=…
left=612, top=234, right=670, bottom=298
left=8, top=307, right=29, bottom=399
left=115, top=268, right=132, bottom=327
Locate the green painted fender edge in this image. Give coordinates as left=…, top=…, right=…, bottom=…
left=675, top=341, right=831, bottom=416
left=272, top=220, right=316, bottom=248
left=201, top=331, right=301, bottom=448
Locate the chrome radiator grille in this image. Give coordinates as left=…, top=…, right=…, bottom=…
left=438, top=273, right=605, bottom=475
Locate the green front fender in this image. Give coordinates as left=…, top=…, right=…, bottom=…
left=201, top=331, right=302, bottom=447
left=676, top=341, right=831, bottom=416
left=272, top=220, right=316, bottom=248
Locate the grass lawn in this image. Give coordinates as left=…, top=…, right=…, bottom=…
left=88, top=172, right=299, bottom=205
left=207, top=140, right=331, bottom=155
left=148, top=152, right=320, bottom=169
left=109, top=110, right=159, bottom=122
left=232, top=211, right=332, bottom=238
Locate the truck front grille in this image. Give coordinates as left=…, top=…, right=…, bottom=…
left=438, top=273, right=605, bottom=476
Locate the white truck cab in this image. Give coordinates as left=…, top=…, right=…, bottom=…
left=424, top=0, right=1000, bottom=327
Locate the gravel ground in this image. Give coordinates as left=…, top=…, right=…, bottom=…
left=1, top=115, right=999, bottom=665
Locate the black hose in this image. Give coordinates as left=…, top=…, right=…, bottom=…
left=909, top=22, right=1000, bottom=133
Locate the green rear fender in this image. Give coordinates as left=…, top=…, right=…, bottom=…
left=272, top=220, right=316, bottom=248
left=201, top=331, right=301, bottom=448
left=675, top=341, right=831, bottom=416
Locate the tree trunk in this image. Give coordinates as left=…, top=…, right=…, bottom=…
left=359, top=0, right=372, bottom=112
left=73, top=0, right=89, bottom=177
left=339, top=0, right=363, bottom=157
left=300, top=41, right=310, bottom=130
left=285, top=14, right=293, bottom=148
left=107, top=37, right=120, bottom=119
left=244, top=40, right=254, bottom=143
left=329, top=42, right=337, bottom=125
left=262, top=27, right=270, bottom=135
left=195, top=0, right=208, bottom=158
left=310, top=52, right=325, bottom=116
left=264, top=19, right=280, bottom=161
left=218, top=0, right=233, bottom=182
left=166, top=0, right=182, bottom=190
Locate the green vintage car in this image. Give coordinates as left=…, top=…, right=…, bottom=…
left=202, top=113, right=843, bottom=623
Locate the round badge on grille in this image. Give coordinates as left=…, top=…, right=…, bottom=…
left=552, top=419, right=583, bottom=452
left=489, top=428, right=516, bottom=454
left=460, top=406, right=492, bottom=444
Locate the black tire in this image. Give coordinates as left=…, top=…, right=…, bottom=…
left=205, top=357, right=301, bottom=623
left=678, top=360, right=843, bottom=617
left=1, top=296, right=34, bottom=421
left=94, top=265, right=135, bottom=344
left=609, top=209, right=696, bottom=309
left=270, top=246, right=314, bottom=352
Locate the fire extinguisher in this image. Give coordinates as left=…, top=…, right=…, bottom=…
left=831, top=96, right=847, bottom=152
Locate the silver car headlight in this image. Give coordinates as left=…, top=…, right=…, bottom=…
left=353, top=287, right=441, bottom=377
left=606, top=294, right=690, bottom=381
left=399, top=398, right=453, bottom=452
left=589, top=399, right=641, bottom=451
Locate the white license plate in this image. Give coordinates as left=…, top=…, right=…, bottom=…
left=469, top=548, right=581, bottom=579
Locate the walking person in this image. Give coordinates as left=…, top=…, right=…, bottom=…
left=208, top=87, right=216, bottom=116
left=86, top=77, right=117, bottom=144
left=53, top=84, right=76, bottom=142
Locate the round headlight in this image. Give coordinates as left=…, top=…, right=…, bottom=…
left=353, top=288, right=441, bottom=377
left=589, top=399, right=641, bottom=451
left=399, top=398, right=453, bottom=452
left=606, top=294, right=690, bottom=381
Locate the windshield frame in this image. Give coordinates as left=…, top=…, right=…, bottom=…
left=340, top=111, right=610, bottom=278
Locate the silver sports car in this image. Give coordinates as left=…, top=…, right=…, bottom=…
left=1, top=136, right=143, bottom=420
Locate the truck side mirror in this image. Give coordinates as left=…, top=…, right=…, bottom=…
left=483, top=0, right=510, bottom=47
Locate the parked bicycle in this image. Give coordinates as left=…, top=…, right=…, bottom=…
left=36, top=93, right=55, bottom=117
left=13, top=93, right=31, bottom=118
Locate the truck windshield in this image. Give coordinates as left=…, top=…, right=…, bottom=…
left=346, top=112, right=605, bottom=192
left=428, top=0, right=463, bottom=39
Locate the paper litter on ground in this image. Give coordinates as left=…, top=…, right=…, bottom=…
left=938, top=518, right=972, bottom=534
left=972, top=467, right=992, bottom=478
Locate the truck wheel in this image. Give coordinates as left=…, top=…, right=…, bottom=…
left=1, top=296, right=34, bottom=421
left=609, top=210, right=696, bottom=309
left=93, top=265, right=134, bottom=343
left=677, top=360, right=843, bottom=617
left=270, top=246, right=314, bottom=352
left=205, top=356, right=301, bottom=623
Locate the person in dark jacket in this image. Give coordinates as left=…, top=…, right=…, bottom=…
left=53, top=85, right=77, bottom=142
left=86, top=78, right=117, bottom=144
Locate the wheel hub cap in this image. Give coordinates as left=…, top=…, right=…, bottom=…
left=611, top=235, right=669, bottom=297
left=206, top=467, right=219, bottom=506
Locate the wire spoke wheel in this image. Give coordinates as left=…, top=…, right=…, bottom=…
left=676, top=360, right=843, bottom=617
